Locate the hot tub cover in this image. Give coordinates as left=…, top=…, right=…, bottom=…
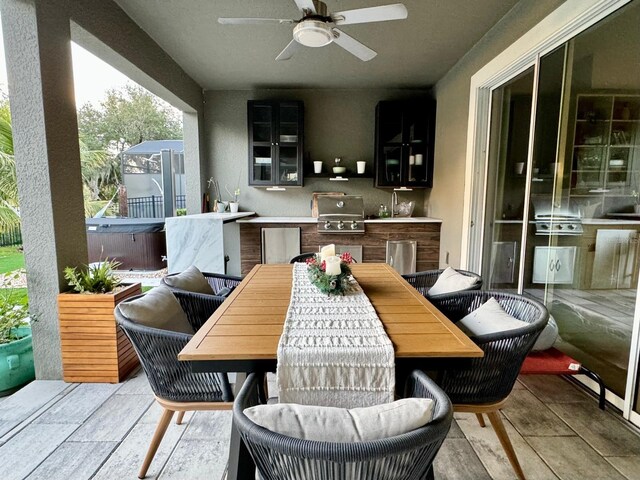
left=86, top=218, right=165, bottom=234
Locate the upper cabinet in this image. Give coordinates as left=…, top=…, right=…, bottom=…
left=374, top=100, right=436, bottom=188
left=248, top=100, right=304, bottom=187
left=569, top=94, right=640, bottom=197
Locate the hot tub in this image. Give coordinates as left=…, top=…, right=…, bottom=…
left=86, top=218, right=166, bottom=271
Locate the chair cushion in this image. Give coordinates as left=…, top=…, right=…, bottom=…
left=428, top=267, right=478, bottom=296
left=458, top=297, right=528, bottom=338
left=118, top=286, right=194, bottom=334
left=532, top=315, right=559, bottom=351
left=163, top=265, right=214, bottom=295
left=243, top=397, right=434, bottom=443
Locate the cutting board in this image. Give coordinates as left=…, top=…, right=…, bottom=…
left=311, top=192, right=344, bottom=218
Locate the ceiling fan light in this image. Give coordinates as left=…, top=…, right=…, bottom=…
left=293, top=20, right=333, bottom=47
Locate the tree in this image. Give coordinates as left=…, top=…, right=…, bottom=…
left=78, top=84, right=182, bottom=154
left=0, top=100, right=115, bottom=233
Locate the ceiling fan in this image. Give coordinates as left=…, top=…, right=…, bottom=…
left=218, top=0, right=408, bottom=62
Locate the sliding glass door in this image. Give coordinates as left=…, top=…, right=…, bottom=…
left=481, top=0, right=640, bottom=417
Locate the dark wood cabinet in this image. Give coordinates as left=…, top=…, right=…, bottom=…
left=248, top=100, right=304, bottom=187
left=374, top=100, right=435, bottom=188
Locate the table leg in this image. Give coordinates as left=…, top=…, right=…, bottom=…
left=227, top=372, right=256, bottom=480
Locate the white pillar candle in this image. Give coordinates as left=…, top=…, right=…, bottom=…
left=325, top=256, right=342, bottom=276
left=415, top=154, right=423, bottom=165
left=409, top=155, right=415, bottom=165
left=320, top=244, right=335, bottom=262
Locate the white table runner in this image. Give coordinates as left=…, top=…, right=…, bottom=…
left=276, top=263, right=395, bottom=408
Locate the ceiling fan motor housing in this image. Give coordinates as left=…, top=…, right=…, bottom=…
left=293, top=20, right=333, bottom=47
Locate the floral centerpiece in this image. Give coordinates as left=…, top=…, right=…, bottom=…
left=306, top=246, right=355, bottom=296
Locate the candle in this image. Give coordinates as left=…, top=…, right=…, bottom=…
left=409, top=155, right=415, bottom=165
left=320, top=244, right=336, bottom=263
left=415, top=154, right=423, bottom=166
left=325, top=255, right=342, bottom=276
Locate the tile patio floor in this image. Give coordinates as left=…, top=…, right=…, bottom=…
left=1, top=370, right=640, bottom=479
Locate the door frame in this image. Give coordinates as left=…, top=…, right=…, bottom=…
left=462, top=0, right=636, bottom=418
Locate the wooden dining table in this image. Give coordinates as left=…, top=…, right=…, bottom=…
left=179, top=263, right=483, bottom=479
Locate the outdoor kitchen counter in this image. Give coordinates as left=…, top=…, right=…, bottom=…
left=238, top=217, right=441, bottom=274
left=236, top=216, right=443, bottom=223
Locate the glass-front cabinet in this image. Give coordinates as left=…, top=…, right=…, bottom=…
left=374, top=100, right=435, bottom=188
left=248, top=100, right=304, bottom=187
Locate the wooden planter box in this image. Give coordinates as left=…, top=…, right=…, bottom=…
left=58, top=283, right=142, bottom=383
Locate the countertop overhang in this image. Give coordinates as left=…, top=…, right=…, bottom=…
left=236, top=216, right=442, bottom=224
left=165, top=212, right=256, bottom=223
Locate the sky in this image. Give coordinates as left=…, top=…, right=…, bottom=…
left=0, top=18, right=158, bottom=108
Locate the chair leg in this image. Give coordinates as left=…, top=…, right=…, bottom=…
left=475, top=413, right=486, bottom=427
left=139, top=408, right=174, bottom=479
left=487, top=411, right=525, bottom=480
left=176, top=411, right=186, bottom=425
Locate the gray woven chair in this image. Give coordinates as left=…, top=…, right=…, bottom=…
left=171, top=290, right=227, bottom=331
left=115, top=294, right=234, bottom=479
left=402, top=269, right=482, bottom=299
left=430, top=290, right=548, bottom=480
left=162, top=271, right=242, bottom=297
left=233, top=370, right=452, bottom=480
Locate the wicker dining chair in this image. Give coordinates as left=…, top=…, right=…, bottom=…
left=115, top=294, right=234, bottom=479
left=233, top=370, right=452, bottom=480
left=162, top=271, right=242, bottom=297
left=402, top=268, right=482, bottom=299
left=429, top=290, right=548, bottom=480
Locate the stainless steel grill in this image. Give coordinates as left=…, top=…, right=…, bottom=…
left=317, top=195, right=365, bottom=234
left=533, top=199, right=583, bottom=236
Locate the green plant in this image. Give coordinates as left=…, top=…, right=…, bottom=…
left=0, top=271, right=31, bottom=344
left=64, top=258, right=122, bottom=294
left=176, top=208, right=187, bottom=216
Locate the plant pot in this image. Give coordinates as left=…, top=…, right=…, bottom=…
left=229, top=202, right=239, bottom=213
left=58, top=282, right=141, bottom=383
left=0, top=326, right=35, bottom=396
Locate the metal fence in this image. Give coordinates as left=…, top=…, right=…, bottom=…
left=126, top=195, right=186, bottom=218
left=0, top=226, right=22, bottom=247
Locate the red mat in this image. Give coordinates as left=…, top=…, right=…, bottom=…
left=520, top=347, right=582, bottom=375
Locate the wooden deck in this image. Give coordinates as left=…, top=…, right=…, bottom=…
left=1, top=370, right=640, bottom=479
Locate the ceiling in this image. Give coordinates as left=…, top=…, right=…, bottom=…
left=114, top=0, right=519, bottom=90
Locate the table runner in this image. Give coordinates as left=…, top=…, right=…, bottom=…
left=276, top=263, right=395, bottom=408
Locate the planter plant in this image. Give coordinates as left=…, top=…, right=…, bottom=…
left=58, top=259, right=141, bottom=383
left=0, top=272, right=35, bottom=395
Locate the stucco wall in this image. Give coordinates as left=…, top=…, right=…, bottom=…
left=430, top=0, right=565, bottom=268
left=204, top=89, right=431, bottom=218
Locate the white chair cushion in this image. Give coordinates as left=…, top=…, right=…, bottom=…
left=118, top=286, right=194, bottom=334
left=532, top=315, right=559, bottom=351
left=457, top=297, right=528, bottom=338
left=428, top=267, right=478, bottom=296
left=163, top=265, right=214, bottom=295
left=243, top=397, right=434, bottom=443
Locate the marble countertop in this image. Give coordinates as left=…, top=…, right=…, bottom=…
left=235, top=216, right=442, bottom=224
left=166, top=212, right=255, bottom=223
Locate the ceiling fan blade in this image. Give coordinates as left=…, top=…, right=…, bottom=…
left=276, top=39, right=301, bottom=61
left=332, top=3, right=408, bottom=25
left=331, top=29, right=376, bottom=62
left=293, top=0, right=316, bottom=14
left=218, top=18, right=295, bottom=25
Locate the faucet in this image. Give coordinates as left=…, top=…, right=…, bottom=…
left=391, top=191, right=398, bottom=218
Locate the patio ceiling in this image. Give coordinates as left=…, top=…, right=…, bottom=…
left=113, top=0, right=519, bottom=90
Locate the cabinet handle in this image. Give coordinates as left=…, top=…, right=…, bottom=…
left=276, top=143, right=279, bottom=146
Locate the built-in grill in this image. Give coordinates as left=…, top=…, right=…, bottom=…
left=533, top=201, right=583, bottom=236
left=317, top=195, right=365, bottom=234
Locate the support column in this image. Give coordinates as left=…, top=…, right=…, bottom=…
left=183, top=110, right=206, bottom=214
left=1, top=0, right=88, bottom=379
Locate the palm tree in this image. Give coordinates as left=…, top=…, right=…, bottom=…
left=0, top=101, right=117, bottom=233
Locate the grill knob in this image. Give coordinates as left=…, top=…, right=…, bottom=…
left=351, top=221, right=359, bottom=230
left=337, top=221, right=345, bottom=230
left=557, top=224, right=563, bottom=230
left=567, top=224, right=576, bottom=230
left=324, top=221, right=332, bottom=230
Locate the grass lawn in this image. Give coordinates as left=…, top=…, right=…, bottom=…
left=1, top=287, right=28, bottom=305
left=0, top=245, right=25, bottom=274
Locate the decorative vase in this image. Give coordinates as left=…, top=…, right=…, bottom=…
left=217, top=202, right=226, bottom=213
left=229, top=202, right=239, bottom=213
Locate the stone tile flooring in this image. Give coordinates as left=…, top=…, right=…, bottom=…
left=1, top=370, right=640, bottom=479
